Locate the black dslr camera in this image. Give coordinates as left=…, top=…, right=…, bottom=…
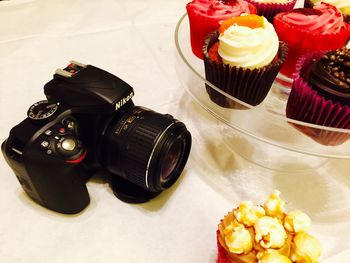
left=2, top=61, right=191, bottom=214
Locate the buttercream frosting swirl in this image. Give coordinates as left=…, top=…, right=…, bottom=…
left=218, top=15, right=279, bottom=69
left=309, top=0, right=350, bottom=15
left=278, top=3, right=346, bottom=34
left=187, top=0, right=254, bottom=19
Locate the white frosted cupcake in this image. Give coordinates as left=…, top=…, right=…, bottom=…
left=203, top=14, right=287, bottom=108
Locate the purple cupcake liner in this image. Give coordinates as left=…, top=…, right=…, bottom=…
left=286, top=51, right=350, bottom=146
left=246, top=0, right=296, bottom=22
left=203, top=31, right=288, bottom=109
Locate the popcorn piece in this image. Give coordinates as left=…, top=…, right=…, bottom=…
left=264, top=190, right=286, bottom=219
left=222, top=219, right=253, bottom=254
left=291, top=232, right=322, bottom=263
left=234, top=201, right=266, bottom=227
left=284, top=210, right=311, bottom=233
left=255, top=216, right=287, bottom=249
left=257, top=249, right=292, bottom=263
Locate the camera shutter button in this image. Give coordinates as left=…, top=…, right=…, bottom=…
left=61, top=138, right=76, bottom=151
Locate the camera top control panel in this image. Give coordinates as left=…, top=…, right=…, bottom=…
left=44, top=61, right=135, bottom=112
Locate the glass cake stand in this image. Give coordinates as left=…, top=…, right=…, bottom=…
left=174, top=13, right=350, bottom=171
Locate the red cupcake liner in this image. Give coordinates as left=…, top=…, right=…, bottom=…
left=286, top=51, right=350, bottom=146
left=246, top=0, right=296, bottom=22
left=203, top=31, right=288, bottom=109
left=217, top=230, right=230, bottom=263
left=274, top=13, right=350, bottom=78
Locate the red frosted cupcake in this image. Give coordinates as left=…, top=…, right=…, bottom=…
left=274, top=3, right=350, bottom=82
left=245, top=0, right=297, bottom=22
left=203, top=14, right=287, bottom=108
left=186, top=0, right=257, bottom=59
left=286, top=48, right=350, bottom=146
left=304, top=0, right=350, bottom=23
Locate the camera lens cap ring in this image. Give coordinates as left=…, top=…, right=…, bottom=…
left=111, top=176, right=161, bottom=204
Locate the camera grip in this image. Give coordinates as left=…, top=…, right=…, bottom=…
left=25, top=150, right=90, bottom=214
left=2, top=117, right=90, bottom=214
left=23, top=128, right=90, bottom=214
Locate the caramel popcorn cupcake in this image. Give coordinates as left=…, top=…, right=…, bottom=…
left=217, top=190, right=322, bottom=262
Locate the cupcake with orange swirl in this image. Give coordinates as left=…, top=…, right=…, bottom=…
left=186, top=0, right=257, bottom=59
left=273, top=3, right=350, bottom=82
left=217, top=190, right=322, bottom=263
left=304, top=0, right=350, bottom=23
left=203, top=14, right=287, bottom=108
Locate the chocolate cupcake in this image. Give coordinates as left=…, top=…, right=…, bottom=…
left=286, top=48, right=350, bottom=146
left=203, top=14, right=288, bottom=109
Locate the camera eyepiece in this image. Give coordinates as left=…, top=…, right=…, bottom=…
left=102, top=106, right=191, bottom=203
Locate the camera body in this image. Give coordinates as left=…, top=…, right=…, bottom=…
left=2, top=62, right=191, bottom=214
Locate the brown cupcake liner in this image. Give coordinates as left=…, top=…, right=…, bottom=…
left=286, top=51, right=350, bottom=146
left=203, top=31, right=288, bottom=109
left=274, top=13, right=350, bottom=78
left=303, top=0, right=313, bottom=8
left=246, top=0, right=296, bottom=22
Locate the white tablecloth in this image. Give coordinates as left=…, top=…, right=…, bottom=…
left=1, top=0, right=349, bottom=262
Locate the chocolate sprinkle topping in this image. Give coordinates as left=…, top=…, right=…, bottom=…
left=307, top=48, right=350, bottom=106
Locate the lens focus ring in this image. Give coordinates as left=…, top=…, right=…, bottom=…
left=104, top=107, right=176, bottom=192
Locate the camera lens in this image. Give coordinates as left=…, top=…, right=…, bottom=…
left=160, top=138, right=183, bottom=185
left=101, top=106, right=191, bottom=196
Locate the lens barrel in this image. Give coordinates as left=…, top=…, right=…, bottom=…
left=102, top=106, right=191, bottom=196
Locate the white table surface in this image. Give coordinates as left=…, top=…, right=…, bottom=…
left=1, top=0, right=350, bottom=262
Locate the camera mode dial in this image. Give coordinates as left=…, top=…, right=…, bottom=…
left=27, top=100, right=59, bottom=122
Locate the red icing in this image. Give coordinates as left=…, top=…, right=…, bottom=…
left=187, top=0, right=257, bottom=59
left=273, top=3, right=350, bottom=77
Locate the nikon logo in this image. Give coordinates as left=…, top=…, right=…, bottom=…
left=115, top=91, right=134, bottom=110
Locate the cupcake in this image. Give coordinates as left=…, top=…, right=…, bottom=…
left=203, top=14, right=287, bottom=108
left=217, top=190, right=322, bottom=263
left=186, top=0, right=257, bottom=59
left=245, top=0, right=297, bottom=23
left=304, top=0, right=350, bottom=23
left=286, top=48, right=350, bottom=146
left=273, top=3, right=350, bottom=82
